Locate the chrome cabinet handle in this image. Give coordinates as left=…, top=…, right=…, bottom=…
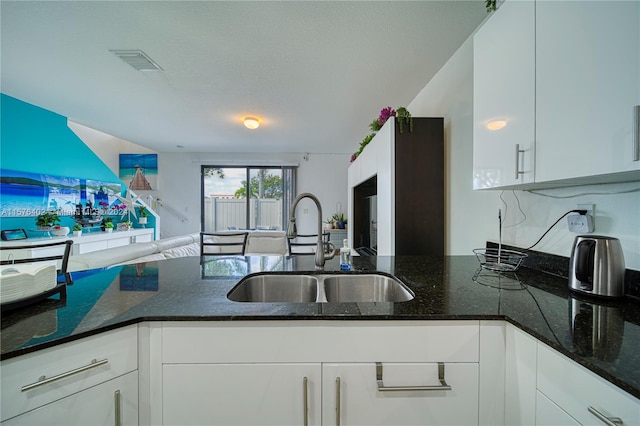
left=515, top=144, right=525, bottom=180
left=376, top=362, right=452, bottom=392
left=335, top=377, right=341, bottom=426
left=303, top=377, right=308, bottom=426
left=633, top=105, right=639, bottom=161
left=588, top=406, right=623, bottom=426
left=21, top=358, right=109, bottom=392
left=114, top=390, right=121, bottom=426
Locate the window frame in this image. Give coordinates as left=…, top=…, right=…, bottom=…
left=200, top=165, right=296, bottom=232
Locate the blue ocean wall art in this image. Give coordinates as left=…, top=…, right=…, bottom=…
left=1, top=94, right=126, bottom=233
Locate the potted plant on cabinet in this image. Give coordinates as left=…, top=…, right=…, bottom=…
left=333, top=213, right=347, bottom=229
left=137, top=206, right=149, bottom=226
left=104, top=221, right=114, bottom=233
left=35, top=210, right=61, bottom=230
left=101, top=217, right=114, bottom=232
left=72, top=223, right=83, bottom=237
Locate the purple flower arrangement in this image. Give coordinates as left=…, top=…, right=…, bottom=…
left=350, top=106, right=412, bottom=163
left=377, top=107, right=396, bottom=127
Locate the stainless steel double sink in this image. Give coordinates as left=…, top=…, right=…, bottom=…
left=227, top=272, right=414, bottom=303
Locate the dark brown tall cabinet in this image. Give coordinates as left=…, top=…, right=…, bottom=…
left=348, top=117, right=444, bottom=256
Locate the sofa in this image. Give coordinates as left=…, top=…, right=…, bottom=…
left=67, top=231, right=289, bottom=272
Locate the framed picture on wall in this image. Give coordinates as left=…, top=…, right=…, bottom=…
left=119, top=154, right=158, bottom=190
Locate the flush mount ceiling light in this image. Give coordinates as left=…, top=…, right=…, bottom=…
left=243, top=117, right=260, bottom=130
left=109, top=50, right=163, bottom=71
left=486, top=120, right=507, bottom=131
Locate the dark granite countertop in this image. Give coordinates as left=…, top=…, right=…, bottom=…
left=2, top=254, right=639, bottom=400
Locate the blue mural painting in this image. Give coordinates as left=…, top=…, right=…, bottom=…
left=0, top=169, right=121, bottom=218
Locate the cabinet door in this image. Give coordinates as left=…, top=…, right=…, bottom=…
left=3, top=371, right=138, bottom=426
left=537, top=342, right=640, bottom=426
left=536, top=390, right=580, bottom=426
left=162, top=363, right=321, bottom=426
left=322, top=363, right=478, bottom=426
left=504, top=323, right=537, bottom=425
left=473, top=0, right=535, bottom=189
left=536, top=0, right=640, bottom=182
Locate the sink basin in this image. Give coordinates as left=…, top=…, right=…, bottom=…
left=227, top=273, right=414, bottom=303
left=323, top=274, right=414, bottom=302
left=227, top=274, right=318, bottom=302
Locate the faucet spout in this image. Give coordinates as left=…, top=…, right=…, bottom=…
left=288, top=192, right=336, bottom=270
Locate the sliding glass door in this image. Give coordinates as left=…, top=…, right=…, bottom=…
left=201, top=166, right=295, bottom=232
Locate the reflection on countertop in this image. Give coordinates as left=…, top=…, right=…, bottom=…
left=1, top=254, right=639, bottom=400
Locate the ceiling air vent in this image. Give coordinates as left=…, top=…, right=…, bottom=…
left=110, top=50, right=163, bottom=71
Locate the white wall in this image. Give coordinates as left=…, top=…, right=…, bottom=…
left=408, top=37, right=496, bottom=257
left=68, top=121, right=156, bottom=173
left=154, top=152, right=348, bottom=238
left=408, top=36, right=640, bottom=270
left=69, top=121, right=350, bottom=239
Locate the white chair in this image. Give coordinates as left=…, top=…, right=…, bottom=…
left=200, top=232, right=249, bottom=256
left=244, top=231, right=288, bottom=256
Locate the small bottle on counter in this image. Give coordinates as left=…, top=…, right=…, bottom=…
left=340, top=239, right=351, bottom=271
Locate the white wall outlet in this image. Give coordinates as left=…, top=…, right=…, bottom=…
left=567, top=213, right=594, bottom=233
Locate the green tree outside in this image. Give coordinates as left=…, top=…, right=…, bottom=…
left=234, top=172, right=282, bottom=199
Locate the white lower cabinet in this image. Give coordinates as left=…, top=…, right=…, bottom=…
left=162, top=363, right=321, bottom=426
left=2, top=371, right=138, bottom=426
left=504, top=323, right=537, bottom=425
left=161, top=361, right=478, bottom=426
left=156, top=321, right=481, bottom=426
left=502, top=325, right=640, bottom=426
left=536, top=342, right=640, bottom=426
left=535, top=390, right=579, bottom=426
left=1, top=325, right=138, bottom=423
left=322, top=363, right=478, bottom=426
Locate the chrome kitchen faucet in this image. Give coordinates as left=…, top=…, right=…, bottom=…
left=287, top=192, right=336, bottom=270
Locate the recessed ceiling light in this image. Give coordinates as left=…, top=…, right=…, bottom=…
left=244, top=117, right=260, bottom=130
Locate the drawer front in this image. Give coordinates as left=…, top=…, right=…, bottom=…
left=1, top=325, right=138, bottom=421
left=537, top=342, right=640, bottom=426
left=107, top=237, right=131, bottom=249
left=77, top=240, right=108, bottom=254
left=133, top=234, right=153, bottom=243
left=2, top=371, right=139, bottom=426
left=161, top=320, right=480, bottom=363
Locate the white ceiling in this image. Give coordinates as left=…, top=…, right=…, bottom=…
left=1, top=1, right=487, bottom=154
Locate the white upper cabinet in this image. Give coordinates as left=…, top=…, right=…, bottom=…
left=473, top=0, right=535, bottom=189
left=473, top=0, right=640, bottom=189
left=535, top=0, right=640, bottom=182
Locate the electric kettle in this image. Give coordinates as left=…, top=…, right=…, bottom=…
left=569, top=235, right=625, bottom=298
